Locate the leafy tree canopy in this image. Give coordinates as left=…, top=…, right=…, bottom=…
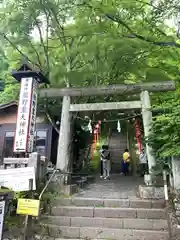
left=0, top=0, right=180, bottom=156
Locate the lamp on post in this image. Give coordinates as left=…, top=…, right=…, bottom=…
left=12, top=62, right=49, bottom=155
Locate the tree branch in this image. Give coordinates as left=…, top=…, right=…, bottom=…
left=38, top=0, right=51, bottom=77
left=23, top=33, right=43, bottom=69
left=82, top=1, right=180, bottom=49
left=34, top=17, right=50, bottom=76
left=0, top=32, right=40, bottom=66
left=45, top=111, right=59, bottom=134
left=135, top=0, right=162, bottom=11
left=48, top=6, right=68, bottom=50
left=105, top=13, right=180, bottom=48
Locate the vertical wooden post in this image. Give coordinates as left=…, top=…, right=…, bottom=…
left=140, top=91, right=156, bottom=172
left=23, top=178, right=34, bottom=240
left=56, top=96, right=71, bottom=172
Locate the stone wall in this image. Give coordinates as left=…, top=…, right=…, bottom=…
left=167, top=201, right=180, bottom=240
left=139, top=185, right=165, bottom=199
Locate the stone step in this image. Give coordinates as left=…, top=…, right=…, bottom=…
left=51, top=206, right=166, bottom=219
left=54, top=197, right=165, bottom=209
left=43, top=225, right=169, bottom=240
left=44, top=216, right=168, bottom=230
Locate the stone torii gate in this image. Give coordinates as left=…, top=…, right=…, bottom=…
left=39, top=81, right=175, bottom=175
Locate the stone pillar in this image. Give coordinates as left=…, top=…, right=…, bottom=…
left=171, top=156, right=180, bottom=191
left=56, top=96, right=71, bottom=172
left=28, top=152, right=40, bottom=178
left=140, top=91, right=156, bottom=173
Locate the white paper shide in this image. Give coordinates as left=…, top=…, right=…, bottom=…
left=14, top=77, right=33, bottom=152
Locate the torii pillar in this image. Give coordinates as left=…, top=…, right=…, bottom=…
left=141, top=91, right=156, bottom=173
left=56, top=96, right=71, bottom=173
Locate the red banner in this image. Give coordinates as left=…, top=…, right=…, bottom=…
left=135, top=118, right=142, bottom=152
left=91, top=121, right=102, bottom=160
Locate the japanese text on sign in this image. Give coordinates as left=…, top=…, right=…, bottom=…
left=27, top=80, right=38, bottom=153
left=17, top=198, right=40, bottom=217
left=14, top=77, right=33, bottom=152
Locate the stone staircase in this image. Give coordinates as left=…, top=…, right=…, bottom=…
left=109, top=132, right=127, bottom=173
left=43, top=197, right=169, bottom=240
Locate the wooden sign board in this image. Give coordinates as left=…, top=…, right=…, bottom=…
left=3, top=158, right=29, bottom=165
left=14, top=78, right=34, bottom=153
left=17, top=198, right=40, bottom=217
left=0, top=167, right=36, bottom=192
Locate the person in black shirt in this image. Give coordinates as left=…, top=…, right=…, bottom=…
left=100, top=145, right=110, bottom=179
left=99, top=145, right=105, bottom=178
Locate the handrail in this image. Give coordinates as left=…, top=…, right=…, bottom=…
left=38, top=169, right=92, bottom=200
left=39, top=169, right=58, bottom=200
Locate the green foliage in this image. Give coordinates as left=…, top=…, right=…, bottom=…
left=89, top=137, right=106, bottom=171
left=0, top=0, right=179, bottom=112
left=90, top=151, right=101, bottom=172
left=147, top=87, right=180, bottom=160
